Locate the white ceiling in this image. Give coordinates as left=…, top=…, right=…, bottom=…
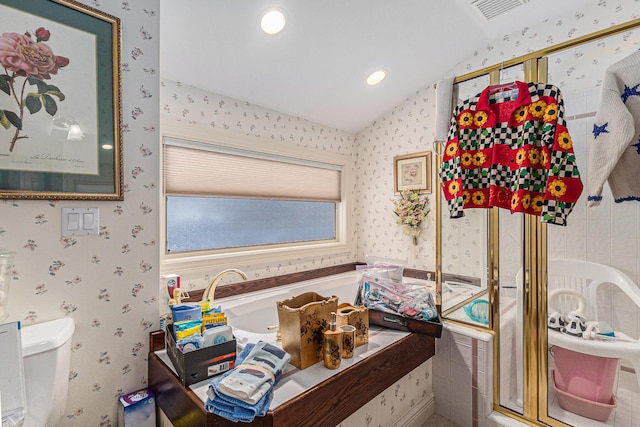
left=160, top=0, right=590, bottom=133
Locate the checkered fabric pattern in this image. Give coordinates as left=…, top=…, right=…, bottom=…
left=439, top=81, right=583, bottom=226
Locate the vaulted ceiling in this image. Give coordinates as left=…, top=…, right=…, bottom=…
left=161, top=0, right=592, bottom=133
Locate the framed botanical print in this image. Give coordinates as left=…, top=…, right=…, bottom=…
left=0, top=0, right=122, bottom=200
left=393, top=151, right=432, bottom=195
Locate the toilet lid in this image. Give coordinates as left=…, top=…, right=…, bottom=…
left=21, top=318, right=75, bottom=357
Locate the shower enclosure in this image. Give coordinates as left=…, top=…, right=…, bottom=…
left=436, top=17, right=640, bottom=427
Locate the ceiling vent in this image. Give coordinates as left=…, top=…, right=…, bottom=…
left=471, top=0, right=530, bottom=20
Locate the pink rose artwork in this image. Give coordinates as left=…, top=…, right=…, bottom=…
left=0, top=27, right=70, bottom=152
left=402, top=163, right=421, bottom=185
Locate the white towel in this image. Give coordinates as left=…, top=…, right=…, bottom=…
left=217, top=341, right=290, bottom=405
left=435, top=76, right=455, bottom=142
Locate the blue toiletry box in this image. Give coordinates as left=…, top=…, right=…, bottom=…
left=170, top=303, right=202, bottom=322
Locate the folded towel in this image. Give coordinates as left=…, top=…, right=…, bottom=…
left=205, top=341, right=290, bottom=423
left=205, top=376, right=272, bottom=422
left=217, top=341, right=290, bottom=404
left=435, top=76, right=455, bottom=142
left=205, top=344, right=268, bottom=423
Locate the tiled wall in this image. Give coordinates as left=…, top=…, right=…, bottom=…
left=0, top=1, right=160, bottom=426
left=417, top=1, right=640, bottom=425
left=493, top=21, right=640, bottom=339
left=546, top=85, right=640, bottom=339
left=432, top=323, right=493, bottom=427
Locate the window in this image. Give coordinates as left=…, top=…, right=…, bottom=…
left=166, top=197, right=336, bottom=252
left=161, top=123, right=352, bottom=274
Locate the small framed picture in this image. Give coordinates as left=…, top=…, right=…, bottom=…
left=393, top=151, right=432, bottom=195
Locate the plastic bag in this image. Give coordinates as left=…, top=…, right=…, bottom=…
left=355, top=274, right=437, bottom=321
left=356, top=264, right=404, bottom=283
left=361, top=255, right=406, bottom=282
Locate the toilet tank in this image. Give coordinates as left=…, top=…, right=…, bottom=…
left=21, top=318, right=75, bottom=427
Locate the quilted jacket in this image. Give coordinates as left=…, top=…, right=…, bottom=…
left=439, top=81, right=583, bottom=226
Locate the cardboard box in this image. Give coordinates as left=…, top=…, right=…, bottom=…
left=118, top=387, right=155, bottom=427
left=165, top=324, right=236, bottom=386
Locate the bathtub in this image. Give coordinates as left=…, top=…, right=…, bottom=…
left=171, top=270, right=437, bottom=410
left=216, top=271, right=367, bottom=344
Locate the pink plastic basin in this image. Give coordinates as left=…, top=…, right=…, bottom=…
left=553, top=372, right=616, bottom=421
left=553, top=346, right=619, bottom=403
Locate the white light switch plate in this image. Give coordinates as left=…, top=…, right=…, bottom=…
left=62, top=207, right=100, bottom=236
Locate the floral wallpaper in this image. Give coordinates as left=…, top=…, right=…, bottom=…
left=355, top=88, right=439, bottom=270
left=354, top=1, right=640, bottom=424
left=160, top=79, right=439, bottom=427
left=356, top=0, right=640, bottom=278
left=425, top=1, right=640, bottom=425
left=0, top=1, right=160, bottom=426
left=159, top=79, right=358, bottom=299
left=336, top=360, right=433, bottom=427
left=0, top=0, right=637, bottom=426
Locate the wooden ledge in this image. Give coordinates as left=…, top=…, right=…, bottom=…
left=149, top=330, right=434, bottom=427
left=150, top=264, right=437, bottom=426
left=184, top=263, right=435, bottom=301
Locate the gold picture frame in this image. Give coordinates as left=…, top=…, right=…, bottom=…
left=0, top=0, right=122, bottom=200
left=393, top=151, right=432, bottom=195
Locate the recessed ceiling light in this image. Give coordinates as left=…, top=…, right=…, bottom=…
left=261, top=9, right=286, bottom=35
left=367, top=70, right=386, bottom=85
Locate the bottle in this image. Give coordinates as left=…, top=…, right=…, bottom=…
left=323, top=312, right=343, bottom=369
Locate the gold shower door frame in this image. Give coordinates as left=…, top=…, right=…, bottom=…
left=437, top=57, right=556, bottom=425
left=488, top=58, right=556, bottom=426
left=494, top=57, right=568, bottom=427
left=463, top=58, right=589, bottom=427
left=436, top=16, right=640, bottom=427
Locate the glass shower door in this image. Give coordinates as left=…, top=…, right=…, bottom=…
left=543, top=29, right=640, bottom=427
left=436, top=18, right=640, bottom=427
left=440, top=74, right=491, bottom=324
left=493, top=63, right=526, bottom=416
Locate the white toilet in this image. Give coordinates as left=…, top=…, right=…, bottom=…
left=20, top=318, right=75, bottom=427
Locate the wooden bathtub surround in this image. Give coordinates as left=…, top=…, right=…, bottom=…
left=186, top=262, right=435, bottom=301
left=149, top=329, right=435, bottom=427
left=150, top=263, right=437, bottom=426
